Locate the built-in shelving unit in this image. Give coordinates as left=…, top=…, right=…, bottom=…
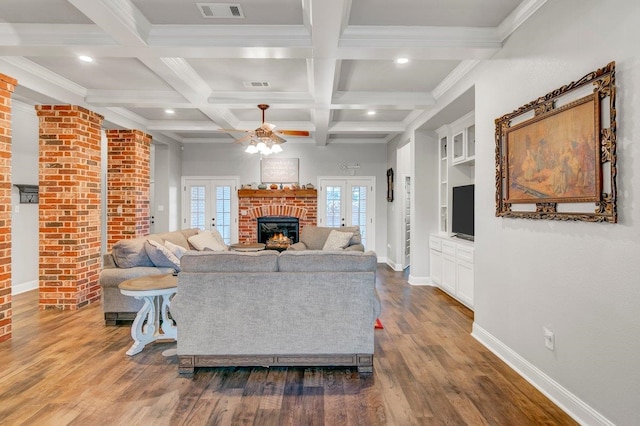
left=439, top=135, right=448, bottom=233
left=432, top=111, right=475, bottom=309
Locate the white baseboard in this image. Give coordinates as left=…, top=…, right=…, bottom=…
left=12, top=280, right=38, bottom=295
left=471, top=323, right=614, bottom=426
left=408, top=275, right=434, bottom=286
left=385, top=259, right=403, bottom=271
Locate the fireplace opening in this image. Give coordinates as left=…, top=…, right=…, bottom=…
left=257, top=216, right=299, bottom=244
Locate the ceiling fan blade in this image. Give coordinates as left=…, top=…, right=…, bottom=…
left=272, top=134, right=286, bottom=144
left=217, top=128, right=250, bottom=133
left=277, top=130, right=310, bottom=137
left=233, top=135, right=253, bottom=144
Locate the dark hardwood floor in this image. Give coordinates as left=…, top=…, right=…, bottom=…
left=0, top=265, right=576, bottom=425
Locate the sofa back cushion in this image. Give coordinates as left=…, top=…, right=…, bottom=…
left=180, top=250, right=279, bottom=273
left=299, top=226, right=361, bottom=250
left=278, top=250, right=377, bottom=272
left=111, top=229, right=199, bottom=268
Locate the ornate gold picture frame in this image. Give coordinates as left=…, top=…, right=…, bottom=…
left=495, top=61, right=617, bottom=222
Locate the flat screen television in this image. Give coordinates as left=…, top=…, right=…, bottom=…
left=452, top=184, right=474, bottom=241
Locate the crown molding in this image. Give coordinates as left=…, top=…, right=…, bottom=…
left=432, top=60, right=480, bottom=100
left=497, top=0, right=548, bottom=41
left=0, top=57, right=86, bottom=97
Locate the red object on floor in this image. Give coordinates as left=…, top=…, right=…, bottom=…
left=374, top=318, right=384, bottom=329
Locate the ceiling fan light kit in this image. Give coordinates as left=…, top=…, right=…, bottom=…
left=225, top=104, right=309, bottom=155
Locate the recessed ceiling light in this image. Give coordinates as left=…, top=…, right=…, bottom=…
left=78, top=55, right=93, bottom=63
left=367, top=110, right=376, bottom=116
left=395, top=57, right=409, bottom=65
left=165, top=109, right=175, bottom=114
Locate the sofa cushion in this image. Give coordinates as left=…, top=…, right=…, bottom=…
left=188, top=230, right=228, bottom=251
left=322, top=229, right=353, bottom=250
left=180, top=250, right=279, bottom=273
left=278, top=250, right=377, bottom=272
left=165, top=240, right=187, bottom=259
left=112, top=237, right=154, bottom=268
left=145, top=240, right=181, bottom=271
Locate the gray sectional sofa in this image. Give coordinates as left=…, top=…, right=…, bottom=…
left=171, top=249, right=380, bottom=377
left=99, top=229, right=199, bottom=325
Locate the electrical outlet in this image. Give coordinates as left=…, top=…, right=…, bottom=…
left=543, top=327, right=555, bottom=351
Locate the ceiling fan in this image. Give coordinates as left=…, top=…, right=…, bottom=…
left=222, top=104, right=310, bottom=154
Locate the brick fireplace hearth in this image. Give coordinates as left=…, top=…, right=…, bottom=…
left=238, top=188, right=317, bottom=244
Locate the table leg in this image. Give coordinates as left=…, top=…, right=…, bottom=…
left=160, top=292, right=177, bottom=339
left=126, top=295, right=157, bottom=356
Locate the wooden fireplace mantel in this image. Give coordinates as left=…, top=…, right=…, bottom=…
left=238, top=189, right=317, bottom=198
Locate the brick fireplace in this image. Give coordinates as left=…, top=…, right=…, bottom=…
left=238, top=188, right=317, bottom=244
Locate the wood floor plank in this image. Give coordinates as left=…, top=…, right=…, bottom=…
left=0, top=266, right=578, bottom=425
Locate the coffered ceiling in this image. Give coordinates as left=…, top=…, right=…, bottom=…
left=0, top=0, right=546, bottom=146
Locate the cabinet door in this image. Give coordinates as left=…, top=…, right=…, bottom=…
left=441, top=254, right=456, bottom=295
left=456, top=259, right=474, bottom=308
left=429, top=249, right=442, bottom=285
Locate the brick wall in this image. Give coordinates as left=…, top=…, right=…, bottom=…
left=36, top=105, right=104, bottom=310
left=105, top=130, right=151, bottom=250
left=238, top=190, right=317, bottom=243
left=0, top=73, right=17, bottom=342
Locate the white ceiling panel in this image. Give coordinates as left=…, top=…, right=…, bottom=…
left=337, top=60, right=460, bottom=92
left=131, top=0, right=303, bottom=25
left=349, top=0, right=522, bottom=27
left=128, top=108, right=210, bottom=121
left=189, top=58, right=308, bottom=92
left=0, top=0, right=94, bottom=24
left=26, top=57, right=174, bottom=91
left=332, top=109, right=413, bottom=122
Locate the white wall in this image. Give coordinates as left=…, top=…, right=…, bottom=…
left=10, top=102, right=38, bottom=294
left=153, top=141, right=183, bottom=232
left=468, top=1, right=640, bottom=424
left=182, top=142, right=388, bottom=256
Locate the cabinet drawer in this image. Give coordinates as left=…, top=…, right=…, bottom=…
left=429, top=236, right=442, bottom=251
left=456, top=246, right=474, bottom=263
left=441, top=241, right=456, bottom=256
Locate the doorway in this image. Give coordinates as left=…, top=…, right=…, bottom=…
left=182, top=177, right=239, bottom=244
left=317, top=177, right=375, bottom=251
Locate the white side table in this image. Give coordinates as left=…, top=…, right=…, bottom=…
left=119, top=273, right=178, bottom=356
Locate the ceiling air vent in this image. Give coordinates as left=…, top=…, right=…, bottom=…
left=243, top=81, right=271, bottom=88
left=197, top=3, right=244, bottom=19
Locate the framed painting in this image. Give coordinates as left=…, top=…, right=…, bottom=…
left=495, top=61, right=617, bottom=223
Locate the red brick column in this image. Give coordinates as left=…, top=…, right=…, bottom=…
left=0, top=73, right=17, bottom=342
left=36, top=105, right=104, bottom=310
left=105, top=130, right=151, bottom=250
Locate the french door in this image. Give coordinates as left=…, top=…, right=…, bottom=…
left=182, top=177, right=239, bottom=244
left=318, top=177, right=375, bottom=251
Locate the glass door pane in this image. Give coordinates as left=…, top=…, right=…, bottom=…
left=325, top=185, right=343, bottom=227
left=350, top=185, right=368, bottom=248
left=215, top=185, right=232, bottom=244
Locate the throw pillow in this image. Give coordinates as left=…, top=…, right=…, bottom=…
left=188, top=231, right=227, bottom=251
left=145, top=240, right=181, bottom=271
left=164, top=240, right=187, bottom=259
left=322, top=230, right=353, bottom=251
left=208, top=228, right=229, bottom=250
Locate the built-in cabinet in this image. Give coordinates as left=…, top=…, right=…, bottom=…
left=436, top=111, right=475, bottom=234
left=429, top=235, right=474, bottom=309
left=431, top=110, right=475, bottom=309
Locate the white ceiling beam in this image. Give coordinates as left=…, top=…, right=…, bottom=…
left=148, top=25, right=310, bottom=48
left=67, top=0, right=151, bottom=46
left=309, top=0, right=351, bottom=145
left=497, top=0, right=548, bottom=41
left=329, top=121, right=406, bottom=133
left=86, top=90, right=188, bottom=107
